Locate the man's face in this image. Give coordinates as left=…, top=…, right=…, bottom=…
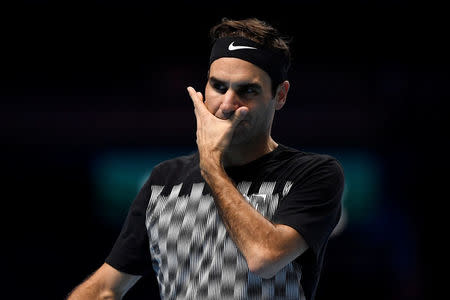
left=204, top=57, right=276, bottom=145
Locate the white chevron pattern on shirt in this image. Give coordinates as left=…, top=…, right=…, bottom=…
left=145, top=181, right=305, bottom=300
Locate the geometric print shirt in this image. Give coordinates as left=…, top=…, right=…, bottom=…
left=146, top=180, right=304, bottom=299
left=106, top=144, right=344, bottom=300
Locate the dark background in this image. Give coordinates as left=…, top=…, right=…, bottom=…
left=1, top=1, right=445, bottom=299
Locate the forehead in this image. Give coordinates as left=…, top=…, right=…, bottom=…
left=209, top=57, right=271, bottom=86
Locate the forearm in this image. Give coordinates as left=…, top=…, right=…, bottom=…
left=67, top=281, right=118, bottom=300
left=67, top=263, right=137, bottom=300
left=201, top=160, right=283, bottom=272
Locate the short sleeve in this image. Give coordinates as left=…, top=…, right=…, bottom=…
left=105, top=168, right=159, bottom=275
left=273, top=157, right=344, bottom=263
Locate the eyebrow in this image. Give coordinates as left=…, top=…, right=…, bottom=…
left=209, top=76, right=263, bottom=92
left=209, top=76, right=226, bottom=86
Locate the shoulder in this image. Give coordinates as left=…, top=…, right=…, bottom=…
left=153, top=151, right=198, bottom=173
left=277, top=145, right=344, bottom=184
left=278, top=144, right=341, bottom=166
left=150, top=151, right=200, bottom=185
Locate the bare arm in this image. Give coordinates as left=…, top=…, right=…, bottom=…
left=67, top=263, right=141, bottom=300
left=203, top=163, right=309, bottom=278
left=187, top=87, right=309, bottom=278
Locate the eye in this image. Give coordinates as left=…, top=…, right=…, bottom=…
left=245, top=87, right=257, bottom=94
left=238, top=86, right=259, bottom=96
left=213, top=82, right=227, bottom=94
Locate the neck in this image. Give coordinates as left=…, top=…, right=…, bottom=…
left=222, top=136, right=278, bottom=167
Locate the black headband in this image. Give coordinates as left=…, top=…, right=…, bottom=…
left=209, top=37, right=289, bottom=86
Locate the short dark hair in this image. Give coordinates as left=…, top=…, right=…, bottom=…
left=209, top=18, right=291, bottom=95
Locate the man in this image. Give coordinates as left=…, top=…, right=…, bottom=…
left=67, top=18, right=344, bottom=300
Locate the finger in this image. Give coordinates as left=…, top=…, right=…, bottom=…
left=187, top=86, right=208, bottom=114
left=187, top=86, right=200, bottom=106
left=230, top=106, right=248, bottom=128
left=196, top=92, right=204, bottom=102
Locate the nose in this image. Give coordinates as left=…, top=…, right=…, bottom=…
left=218, top=89, right=239, bottom=119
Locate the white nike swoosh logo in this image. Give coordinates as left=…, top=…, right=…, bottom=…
left=228, top=41, right=257, bottom=51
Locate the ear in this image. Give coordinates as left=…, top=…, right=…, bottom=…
left=274, top=80, right=290, bottom=110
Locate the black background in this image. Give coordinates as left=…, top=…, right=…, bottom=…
left=1, top=1, right=446, bottom=299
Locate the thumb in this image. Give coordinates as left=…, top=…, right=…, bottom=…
left=230, top=106, right=248, bottom=127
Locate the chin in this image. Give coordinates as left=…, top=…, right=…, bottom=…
left=230, top=130, right=251, bottom=146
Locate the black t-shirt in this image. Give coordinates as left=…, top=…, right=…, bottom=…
left=106, top=144, right=344, bottom=300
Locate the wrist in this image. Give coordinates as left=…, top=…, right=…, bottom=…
left=199, top=152, right=225, bottom=181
